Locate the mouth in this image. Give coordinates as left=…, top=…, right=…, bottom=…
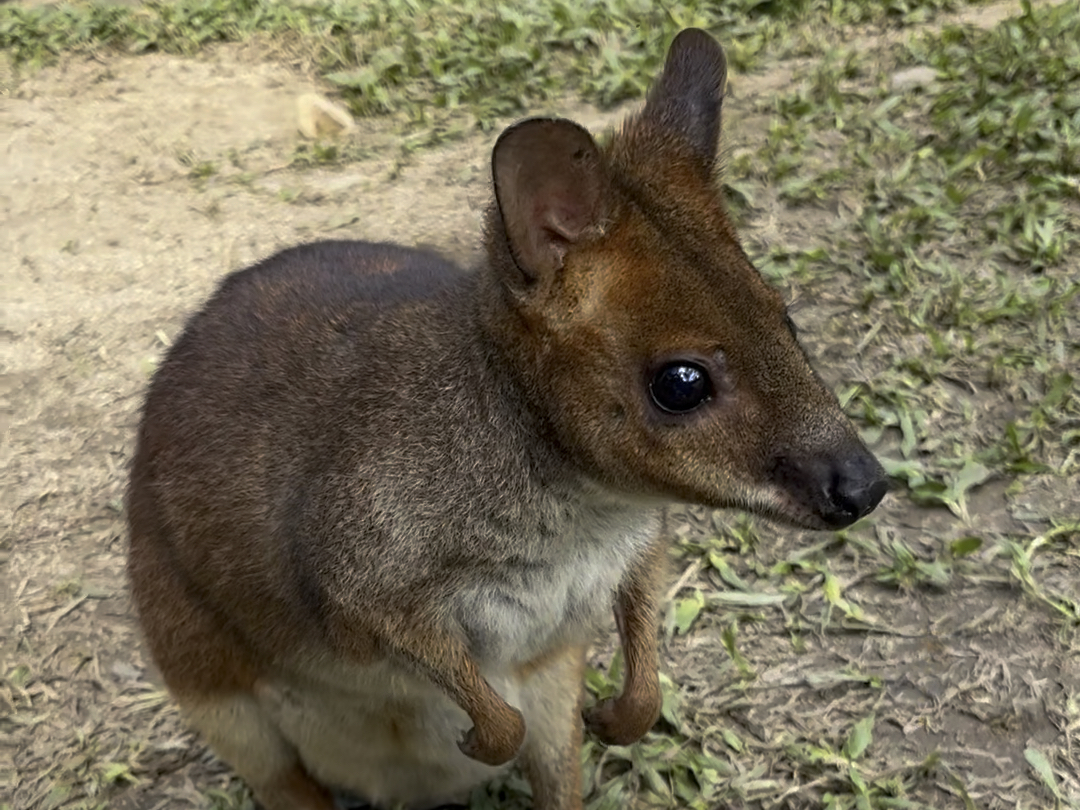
left=728, top=486, right=862, bottom=532
left=656, top=469, right=886, bottom=531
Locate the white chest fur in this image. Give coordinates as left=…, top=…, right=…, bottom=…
left=452, top=503, right=661, bottom=668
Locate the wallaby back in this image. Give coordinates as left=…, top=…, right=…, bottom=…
left=128, top=28, right=886, bottom=810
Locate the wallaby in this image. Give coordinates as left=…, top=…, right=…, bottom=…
left=127, top=28, right=887, bottom=810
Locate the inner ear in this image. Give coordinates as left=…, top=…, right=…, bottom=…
left=643, top=28, right=728, bottom=169
left=492, top=117, right=606, bottom=290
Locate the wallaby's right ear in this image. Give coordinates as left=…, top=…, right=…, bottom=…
left=492, top=117, right=606, bottom=294
left=643, top=28, right=728, bottom=171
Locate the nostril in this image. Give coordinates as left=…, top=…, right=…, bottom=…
left=829, top=476, right=862, bottom=520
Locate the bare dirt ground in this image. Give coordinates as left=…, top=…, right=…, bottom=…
left=2, top=4, right=1078, bottom=809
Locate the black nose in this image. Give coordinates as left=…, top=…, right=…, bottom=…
left=824, top=456, right=889, bottom=528
left=772, top=450, right=888, bottom=529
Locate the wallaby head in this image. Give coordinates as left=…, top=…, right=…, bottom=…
left=484, top=29, right=886, bottom=529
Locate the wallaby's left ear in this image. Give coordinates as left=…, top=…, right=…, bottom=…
left=492, top=117, right=606, bottom=293
left=643, top=28, right=728, bottom=170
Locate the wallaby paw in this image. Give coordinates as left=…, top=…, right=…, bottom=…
left=584, top=691, right=661, bottom=746
left=457, top=706, right=526, bottom=766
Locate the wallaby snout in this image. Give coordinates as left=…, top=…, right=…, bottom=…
left=770, top=444, right=888, bottom=529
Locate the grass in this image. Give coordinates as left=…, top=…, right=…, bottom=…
left=704, top=3, right=1078, bottom=804
left=755, top=0, right=1078, bottom=491
left=3, top=0, right=1079, bottom=808
left=1, top=0, right=992, bottom=132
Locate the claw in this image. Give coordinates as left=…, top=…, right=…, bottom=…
left=456, top=708, right=526, bottom=766
left=584, top=693, right=659, bottom=746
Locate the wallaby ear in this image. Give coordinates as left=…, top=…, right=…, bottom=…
left=643, top=28, right=728, bottom=168
left=492, top=117, right=606, bottom=290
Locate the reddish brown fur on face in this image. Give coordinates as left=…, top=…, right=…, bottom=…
left=489, top=129, right=874, bottom=527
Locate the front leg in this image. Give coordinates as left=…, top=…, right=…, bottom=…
left=328, top=607, right=526, bottom=766
left=584, top=532, right=666, bottom=745
left=419, top=640, right=526, bottom=765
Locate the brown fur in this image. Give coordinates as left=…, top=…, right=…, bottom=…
left=583, top=530, right=668, bottom=745
left=127, top=29, right=886, bottom=810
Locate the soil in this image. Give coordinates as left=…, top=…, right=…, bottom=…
left=2, top=4, right=1077, bottom=809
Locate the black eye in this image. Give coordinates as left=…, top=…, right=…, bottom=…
left=649, top=362, right=711, bottom=414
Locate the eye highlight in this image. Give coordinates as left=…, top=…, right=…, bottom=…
left=649, top=362, right=712, bottom=414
